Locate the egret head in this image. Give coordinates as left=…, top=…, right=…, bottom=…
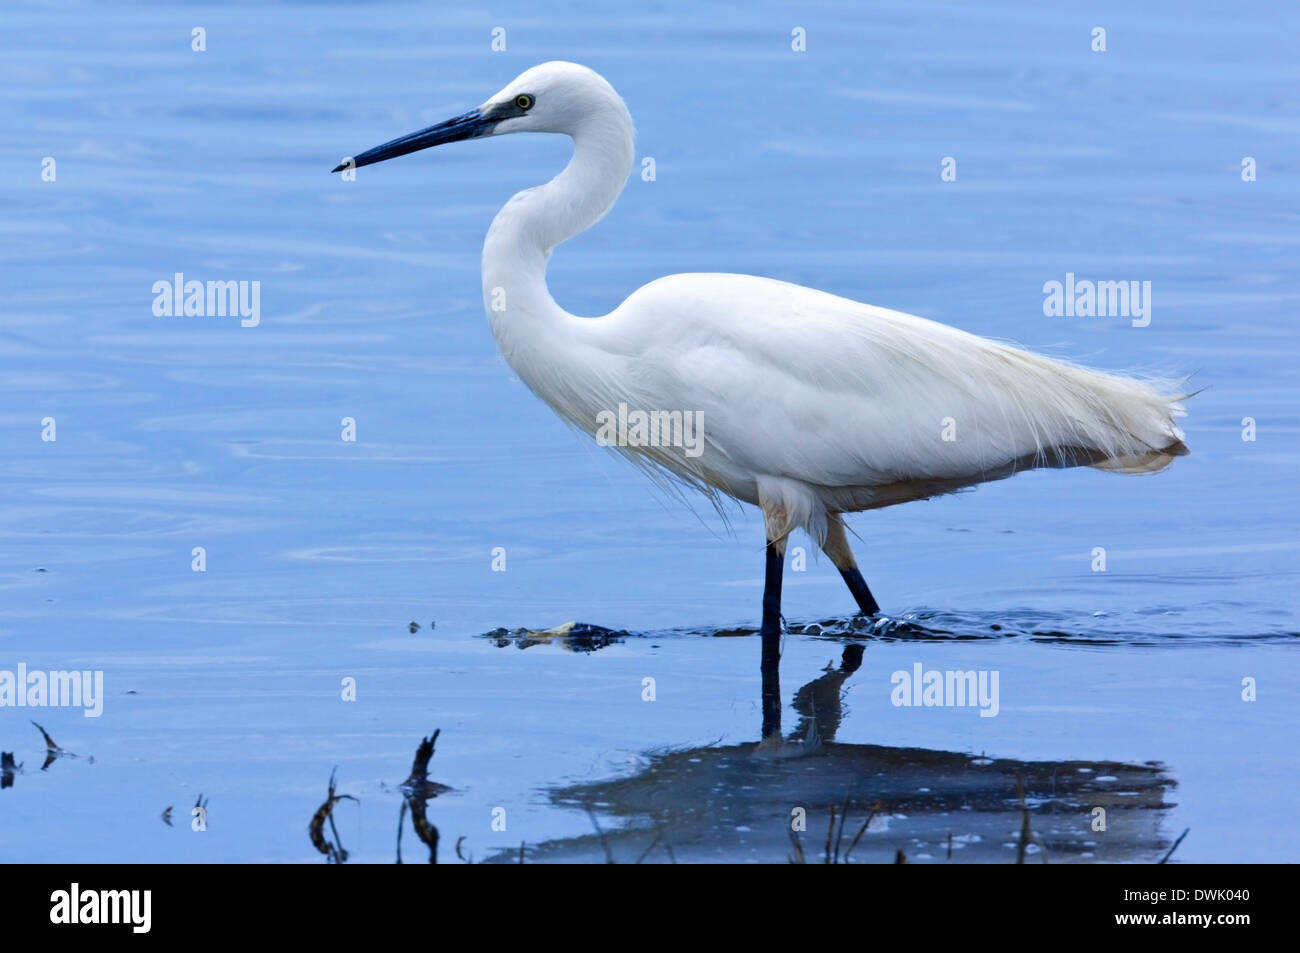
left=332, top=61, right=627, bottom=173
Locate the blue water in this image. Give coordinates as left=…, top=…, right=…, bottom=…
left=1, top=0, right=1297, bottom=862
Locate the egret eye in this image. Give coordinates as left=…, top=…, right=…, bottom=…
left=514, top=94, right=534, bottom=110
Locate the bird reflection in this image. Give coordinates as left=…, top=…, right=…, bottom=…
left=490, top=634, right=1176, bottom=864
left=788, top=643, right=865, bottom=749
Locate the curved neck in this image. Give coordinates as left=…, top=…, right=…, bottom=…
left=482, top=110, right=634, bottom=350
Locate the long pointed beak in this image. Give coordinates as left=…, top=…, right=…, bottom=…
left=332, top=109, right=494, bottom=172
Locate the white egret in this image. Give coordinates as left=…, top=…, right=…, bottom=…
left=334, top=62, right=1189, bottom=674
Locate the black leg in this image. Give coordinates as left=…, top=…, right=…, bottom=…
left=760, top=539, right=784, bottom=738
left=823, top=513, right=882, bottom=617
left=839, top=565, right=880, bottom=616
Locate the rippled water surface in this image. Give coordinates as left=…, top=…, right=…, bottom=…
left=1, top=0, right=1297, bottom=862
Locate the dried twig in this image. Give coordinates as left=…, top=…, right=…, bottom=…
left=634, top=831, right=664, bottom=865
left=832, top=784, right=852, bottom=864
left=395, top=800, right=407, bottom=864
left=399, top=730, right=443, bottom=864
left=586, top=808, right=616, bottom=864
left=0, top=752, right=21, bottom=789
left=843, top=800, right=883, bottom=862
left=406, top=787, right=439, bottom=864
left=1158, top=828, right=1190, bottom=864
left=308, top=767, right=357, bottom=863
left=1015, top=772, right=1031, bottom=865
left=823, top=804, right=837, bottom=864
left=788, top=829, right=806, bottom=864
left=31, top=720, right=61, bottom=752
left=31, top=720, right=73, bottom=770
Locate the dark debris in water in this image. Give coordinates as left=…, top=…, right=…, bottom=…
left=397, top=729, right=451, bottom=864
left=483, top=621, right=630, bottom=652
left=1, top=751, right=21, bottom=789
left=309, top=729, right=456, bottom=865
left=309, top=768, right=358, bottom=864
left=481, top=609, right=1297, bottom=648
left=30, top=720, right=86, bottom=770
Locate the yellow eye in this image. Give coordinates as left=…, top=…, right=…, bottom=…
left=514, top=94, right=533, bottom=110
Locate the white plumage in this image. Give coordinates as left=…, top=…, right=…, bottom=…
left=473, top=63, right=1187, bottom=546
left=528, top=272, right=1187, bottom=540
left=338, top=60, right=1189, bottom=630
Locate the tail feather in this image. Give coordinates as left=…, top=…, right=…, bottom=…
left=988, top=346, right=1192, bottom=475
left=1090, top=437, right=1189, bottom=474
